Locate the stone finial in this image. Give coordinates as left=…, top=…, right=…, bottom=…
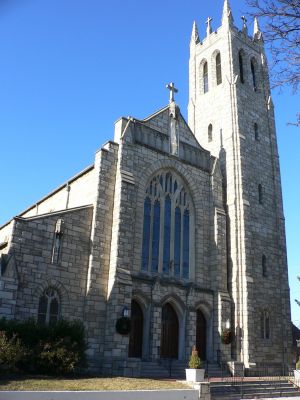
left=222, top=0, right=234, bottom=26
left=241, top=15, right=248, bottom=33
left=253, top=17, right=263, bottom=40
left=166, top=82, right=178, bottom=103
left=267, top=95, right=274, bottom=110
left=206, top=17, right=213, bottom=36
left=190, top=20, right=200, bottom=45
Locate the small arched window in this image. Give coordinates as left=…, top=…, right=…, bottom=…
left=251, top=59, right=257, bottom=90
left=254, top=123, right=259, bottom=140
left=258, top=184, right=263, bottom=204
left=216, top=53, right=222, bottom=85
left=208, top=124, right=213, bottom=142
left=203, top=62, right=209, bottom=93
left=239, top=50, right=244, bottom=84
left=262, top=255, right=267, bottom=277
left=261, top=310, right=270, bottom=339
left=38, top=287, right=60, bottom=325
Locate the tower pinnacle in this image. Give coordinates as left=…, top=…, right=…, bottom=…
left=222, top=0, right=233, bottom=26
left=190, top=20, right=200, bottom=45
left=253, top=17, right=263, bottom=40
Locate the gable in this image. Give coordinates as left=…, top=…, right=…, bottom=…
left=124, top=104, right=212, bottom=173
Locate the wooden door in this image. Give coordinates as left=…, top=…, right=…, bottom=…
left=160, top=303, right=179, bottom=359
left=128, top=300, right=143, bottom=358
left=196, top=309, right=207, bottom=360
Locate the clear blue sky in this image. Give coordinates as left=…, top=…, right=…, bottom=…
left=0, top=0, right=299, bottom=325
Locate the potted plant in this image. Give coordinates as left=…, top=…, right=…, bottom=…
left=221, top=328, right=232, bottom=345
left=185, top=346, right=205, bottom=382
left=294, top=357, right=300, bottom=384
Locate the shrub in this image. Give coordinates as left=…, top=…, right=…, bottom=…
left=221, top=328, right=232, bottom=344
left=188, top=345, right=202, bottom=369
left=296, top=357, right=300, bottom=370
left=0, top=331, right=26, bottom=373
left=0, top=318, right=87, bottom=375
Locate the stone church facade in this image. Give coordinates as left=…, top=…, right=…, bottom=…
left=0, top=0, right=292, bottom=374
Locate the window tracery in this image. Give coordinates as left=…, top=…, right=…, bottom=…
left=38, top=287, right=60, bottom=325
left=141, top=171, right=191, bottom=279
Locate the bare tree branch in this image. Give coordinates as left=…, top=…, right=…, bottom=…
left=246, top=0, right=300, bottom=94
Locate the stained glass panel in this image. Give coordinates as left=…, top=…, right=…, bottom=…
left=151, top=200, right=160, bottom=273
left=141, top=197, right=151, bottom=271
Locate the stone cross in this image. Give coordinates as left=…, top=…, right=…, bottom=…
left=241, top=15, right=247, bottom=30
left=166, top=82, right=178, bottom=103
left=206, top=17, right=213, bottom=35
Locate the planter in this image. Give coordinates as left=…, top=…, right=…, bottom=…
left=221, top=329, right=232, bottom=345
left=294, top=369, right=300, bottom=385
left=185, top=368, right=205, bottom=382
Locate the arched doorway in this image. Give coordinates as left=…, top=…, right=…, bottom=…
left=160, top=303, right=179, bottom=358
left=196, top=309, right=207, bottom=360
left=128, top=300, right=143, bottom=358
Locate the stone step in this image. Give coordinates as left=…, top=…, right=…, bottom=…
left=210, top=379, right=300, bottom=400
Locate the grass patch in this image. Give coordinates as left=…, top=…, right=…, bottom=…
left=0, top=376, right=189, bottom=391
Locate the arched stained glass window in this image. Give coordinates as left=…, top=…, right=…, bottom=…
left=141, top=171, right=192, bottom=279
left=38, top=287, right=60, bottom=325
left=141, top=198, right=151, bottom=271
left=239, top=50, right=244, bottom=84
left=203, top=62, right=208, bottom=93
left=216, top=52, right=222, bottom=85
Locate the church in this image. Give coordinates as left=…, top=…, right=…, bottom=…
left=0, top=0, right=292, bottom=376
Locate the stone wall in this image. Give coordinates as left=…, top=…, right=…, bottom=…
left=101, top=107, right=229, bottom=370
left=1, top=206, right=93, bottom=322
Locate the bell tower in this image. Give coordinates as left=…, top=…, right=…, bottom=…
left=188, top=0, right=292, bottom=368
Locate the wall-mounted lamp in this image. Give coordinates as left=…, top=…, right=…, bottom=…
left=225, top=319, right=231, bottom=330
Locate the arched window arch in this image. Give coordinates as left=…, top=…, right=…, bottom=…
left=216, top=52, right=222, bottom=85
left=262, top=255, right=267, bottom=277
left=239, top=50, right=244, bottom=84
left=254, top=123, right=259, bottom=140
left=208, top=124, right=213, bottom=142
left=260, top=310, right=270, bottom=339
left=38, top=287, right=60, bottom=325
left=251, top=58, right=257, bottom=90
left=141, top=171, right=192, bottom=279
left=203, top=61, right=209, bottom=93
left=258, top=184, right=263, bottom=204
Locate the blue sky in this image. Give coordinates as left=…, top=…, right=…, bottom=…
left=0, top=0, right=299, bottom=324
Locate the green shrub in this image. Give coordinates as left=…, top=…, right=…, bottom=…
left=0, top=318, right=87, bottom=375
left=296, top=357, right=300, bottom=370
left=0, top=331, right=26, bottom=373
left=188, top=346, right=202, bottom=369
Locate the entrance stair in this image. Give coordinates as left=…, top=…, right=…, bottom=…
left=140, top=360, right=187, bottom=379
left=210, top=378, right=300, bottom=399
left=206, top=363, right=231, bottom=378
left=140, top=361, right=230, bottom=379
